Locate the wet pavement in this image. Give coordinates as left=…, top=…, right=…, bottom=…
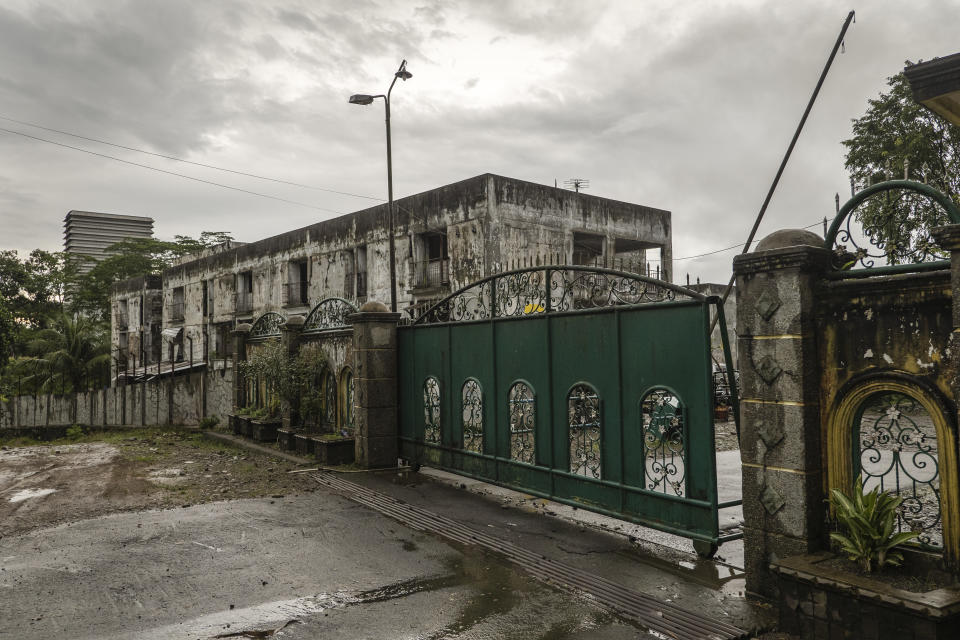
left=1, top=485, right=649, bottom=638
left=0, top=438, right=772, bottom=639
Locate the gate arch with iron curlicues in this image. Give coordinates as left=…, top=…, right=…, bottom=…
left=398, top=265, right=741, bottom=554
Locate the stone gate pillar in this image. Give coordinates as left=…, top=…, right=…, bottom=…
left=349, top=301, right=401, bottom=468
left=733, top=229, right=832, bottom=598
left=231, top=323, right=252, bottom=411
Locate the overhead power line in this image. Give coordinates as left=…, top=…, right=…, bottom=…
left=0, top=113, right=384, bottom=202
left=0, top=125, right=345, bottom=215
left=651, top=220, right=825, bottom=262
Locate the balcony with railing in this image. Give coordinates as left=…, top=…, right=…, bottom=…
left=282, top=281, right=308, bottom=307
left=115, top=312, right=129, bottom=330
left=169, top=302, right=185, bottom=322
left=235, top=291, right=253, bottom=314
left=414, top=259, right=450, bottom=289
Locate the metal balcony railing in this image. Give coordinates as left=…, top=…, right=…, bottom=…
left=282, top=281, right=308, bottom=307
left=170, top=302, right=185, bottom=321
left=235, top=291, right=253, bottom=314
left=414, top=259, right=450, bottom=289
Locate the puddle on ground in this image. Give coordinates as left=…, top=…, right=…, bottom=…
left=8, top=488, right=57, bottom=503
left=134, top=544, right=621, bottom=639
left=617, top=546, right=743, bottom=593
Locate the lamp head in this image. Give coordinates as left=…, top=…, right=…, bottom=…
left=395, top=69, right=412, bottom=81
left=349, top=94, right=375, bottom=105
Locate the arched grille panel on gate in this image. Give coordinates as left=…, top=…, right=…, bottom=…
left=303, top=297, right=357, bottom=334
left=461, top=379, right=483, bottom=453
left=508, top=382, right=535, bottom=464
left=641, top=389, right=686, bottom=497
left=248, top=312, right=285, bottom=341
left=413, top=265, right=705, bottom=325
left=340, top=369, right=355, bottom=434
left=320, top=368, right=337, bottom=430
left=856, top=391, right=942, bottom=548
left=568, top=384, right=601, bottom=479
left=423, top=377, right=441, bottom=444
left=824, top=180, right=960, bottom=273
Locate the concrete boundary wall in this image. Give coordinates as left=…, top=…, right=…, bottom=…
left=0, top=368, right=234, bottom=430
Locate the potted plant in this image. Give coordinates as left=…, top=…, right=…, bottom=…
left=239, top=340, right=327, bottom=445
left=770, top=480, right=960, bottom=638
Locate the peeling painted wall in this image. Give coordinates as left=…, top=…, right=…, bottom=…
left=817, top=270, right=955, bottom=411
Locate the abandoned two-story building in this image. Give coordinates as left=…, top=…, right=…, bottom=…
left=110, top=174, right=672, bottom=393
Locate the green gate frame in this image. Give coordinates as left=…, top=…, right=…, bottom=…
left=397, top=265, right=740, bottom=550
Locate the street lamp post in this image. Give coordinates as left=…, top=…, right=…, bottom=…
left=349, top=60, right=412, bottom=313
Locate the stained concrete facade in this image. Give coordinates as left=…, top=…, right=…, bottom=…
left=111, top=174, right=672, bottom=370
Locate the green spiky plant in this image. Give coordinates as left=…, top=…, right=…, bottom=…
left=830, top=478, right=919, bottom=572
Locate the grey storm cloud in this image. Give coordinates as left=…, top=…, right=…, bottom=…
left=0, top=0, right=959, bottom=285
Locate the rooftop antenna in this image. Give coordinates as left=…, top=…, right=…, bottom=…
left=564, top=178, right=590, bottom=193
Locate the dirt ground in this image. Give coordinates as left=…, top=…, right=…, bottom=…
left=715, top=417, right=740, bottom=451
left=1, top=423, right=741, bottom=538
left=0, top=428, right=315, bottom=537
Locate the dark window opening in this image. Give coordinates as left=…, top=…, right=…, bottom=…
left=171, top=287, right=185, bottom=321
left=356, top=246, right=368, bottom=299
left=415, top=232, right=449, bottom=288
left=284, top=260, right=308, bottom=306
left=237, top=271, right=253, bottom=313
left=572, top=232, right=604, bottom=266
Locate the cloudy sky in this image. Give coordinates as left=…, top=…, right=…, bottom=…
left=1, top=0, right=958, bottom=283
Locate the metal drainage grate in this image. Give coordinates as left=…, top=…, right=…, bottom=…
left=311, top=472, right=748, bottom=640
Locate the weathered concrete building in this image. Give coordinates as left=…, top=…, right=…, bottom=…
left=110, top=173, right=672, bottom=379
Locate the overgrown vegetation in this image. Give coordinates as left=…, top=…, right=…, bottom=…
left=843, top=72, right=960, bottom=264
left=830, top=477, right=919, bottom=572
left=238, top=341, right=327, bottom=424
left=0, top=232, right=232, bottom=398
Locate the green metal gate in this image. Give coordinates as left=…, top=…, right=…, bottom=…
left=398, top=266, right=740, bottom=552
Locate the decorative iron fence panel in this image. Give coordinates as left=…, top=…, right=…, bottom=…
left=397, top=266, right=737, bottom=548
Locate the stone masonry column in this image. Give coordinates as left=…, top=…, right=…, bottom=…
left=349, top=301, right=401, bottom=468
left=733, top=229, right=832, bottom=599
left=231, top=323, right=252, bottom=412
left=281, top=315, right=305, bottom=429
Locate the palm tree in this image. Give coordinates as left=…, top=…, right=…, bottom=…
left=17, top=314, right=110, bottom=394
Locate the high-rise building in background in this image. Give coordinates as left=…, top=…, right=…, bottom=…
left=63, top=210, right=154, bottom=274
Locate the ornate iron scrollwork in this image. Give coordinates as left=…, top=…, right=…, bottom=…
left=825, top=180, right=960, bottom=271
left=414, top=266, right=701, bottom=325
left=568, top=384, right=601, bottom=479
left=461, top=379, right=483, bottom=453
left=304, top=297, right=358, bottom=333
left=248, top=312, right=285, bottom=340
left=423, top=377, right=441, bottom=444
left=549, top=269, right=675, bottom=310
left=857, top=392, right=942, bottom=548
left=508, top=382, right=535, bottom=464
left=641, top=389, right=686, bottom=497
